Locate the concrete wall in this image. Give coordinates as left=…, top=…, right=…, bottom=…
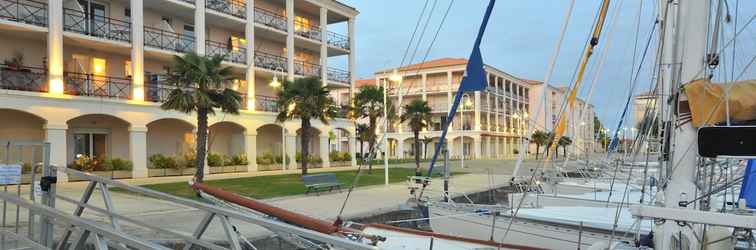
left=208, top=122, right=245, bottom=156
left=66, top=114, right=131, bottom=163
left=146, top=118, right=194, bottom=158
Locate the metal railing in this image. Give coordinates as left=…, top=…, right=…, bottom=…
left=294, top=20, right=322, bottom=41
left=0, top=64, right=47, bottom=93
left=145, top=75, right=247, bottom=109
left=144, top=26, right=194, bottom=53
left=254, top=51, right=287, bottom=72
left=327, top=67, right=349, bottom=83
left=294, top=59, right=320, bottom=77
left=327, top=31, right=349, bottom=50
left=206, top=39, right=247, bottom=64
left=253, top=7, right=286, bottom=32
left=63, top=8, right=131, bottom=43
left=256, top=95, right=278, bottom=112
left=333, top=105, right=350, bottom=118
left=0, top=0, right=47, bottom=27
left=205, top=0, right=245, bottom=19
left=64, top=72, right=131, bottom=99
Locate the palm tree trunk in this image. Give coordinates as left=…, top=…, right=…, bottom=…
left=359, top=140, right=364, bottom=165
left=195, top=108, right=209, bottom=182
left=414, top=130, right=421, bottom=176
left=301, top=119, right=310, bottom=175
left=367, top=117, right=377, bottom=174
left=535, top=145, right=540, bottom=160
left=367, top=139, right=375, bottom=174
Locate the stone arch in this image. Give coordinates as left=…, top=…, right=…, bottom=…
left=66, top=114, right=131, bottom=164
left=256, top=123, right=284, bottom=158
left=329, top=127, right=351, bottom=153
left=208, top=121, right=246, bottom=157
left=0, top=109, right=47, bottom=165
left=296, top=127, right=321, bottom=156
left=451, top=136, right=475, bottom=159
left=145, top=118, right=195, bottom=162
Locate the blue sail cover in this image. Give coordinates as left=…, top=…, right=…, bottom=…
left=739, top=160, right=756, bottom=208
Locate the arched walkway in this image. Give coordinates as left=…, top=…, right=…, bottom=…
left=66, top=114, right=131, bottom=165
left=451, top=136, right=474, bottom=159
left=146, top=118, right=194, bottom=162
left=0, top=109, right=46, bottom=165
left=256, top=124, right=283, bottom=157
left=296, top=127, right=321, bottom=157
left=208, top=121, right=246, bottom=157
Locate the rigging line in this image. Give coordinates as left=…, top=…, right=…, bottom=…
left=406, top=0, right=440, bottom=67
left=727, top=0, right=739, bottom=126
left=502, top=0, right=613, bottom=243
left=399, top=0, right=432, bottom=68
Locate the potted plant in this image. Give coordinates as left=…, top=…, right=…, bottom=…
left=207, top=153, right=224, bottom=174
left=103, top=158, right=133, bottom=179
left=148, top=154, right=174, bottom=177
left=231, top=154, right=249, bottom=172
left=180, top=151, right=197, bottom=175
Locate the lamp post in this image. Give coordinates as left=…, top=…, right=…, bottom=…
left=270, top=67, right=286, bottom=169
left=460, top=93, right=473, bottom=168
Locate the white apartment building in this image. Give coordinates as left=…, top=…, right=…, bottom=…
left=0, top=0, right=358, bottom=181
left=528, top=82, right=597, bottom=156
left=353, top=58, right=538, bottom=160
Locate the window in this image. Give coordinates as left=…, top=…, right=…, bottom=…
left=73, top=131, right=109, bottom=161
left=124, top=8, right=130, bottom=18
left=294, top=16, right=311, bottom=32
left=230, top=36, right=246, bottom=51
left=125, top=60, right=132, bottom=77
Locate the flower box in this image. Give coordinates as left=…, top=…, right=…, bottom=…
left=258, top=164, right=283, bottom=171
left=222, top=166, right=237, bottom=173
left=148, top=169, right=165, bottom=177
left=235, top=165, right=248, bottom=172
left=111, top=170, right=132, bottom=179
left=209, top=166, right=223, bottom=174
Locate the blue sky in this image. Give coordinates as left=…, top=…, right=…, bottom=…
left=337, top=0, right=755, bottom=131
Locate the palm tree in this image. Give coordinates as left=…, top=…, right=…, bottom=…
left=276, top=77, right=336, bottom=175
left=353, top=85, right=394, bottom=173
left=558, top=136, right=573, bottom=159
left=161, top=52, right=241, bottom=182
left=400, top=99, right=432, bottom=176
left=531, top=130, right=549, bottom=160
left=355, top=124, right=370, bottom=164
left=420, top=136, right=434, bottom=159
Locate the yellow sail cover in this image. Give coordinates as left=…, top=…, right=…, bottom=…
left=685, top=79, right=756, bottom=128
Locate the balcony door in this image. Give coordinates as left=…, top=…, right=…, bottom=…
left=73, top=129, right=110, bottom=162
left=78, top=0, right=106, bottom=36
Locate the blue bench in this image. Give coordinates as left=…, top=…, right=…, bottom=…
left=302, top=173, right=342, bottom=194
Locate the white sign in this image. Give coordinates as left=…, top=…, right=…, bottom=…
left=0, top=164, right=21, bottom=185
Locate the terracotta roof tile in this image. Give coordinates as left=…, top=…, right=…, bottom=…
left=355, top=79, right=377, bottom=87
left=379, top=58, right=468, bottom=73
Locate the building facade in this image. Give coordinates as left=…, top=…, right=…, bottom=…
left=354, top=58, right=538, bottom=160
left=0, top=0, right=358, bottom=181
left=528, top=82, right=597, bottom=156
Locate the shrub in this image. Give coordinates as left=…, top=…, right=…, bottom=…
left=231, top=154, right=248, bottom=165
left=102, top=158, right=133, bottom=171
left=308, top=156, right=322, bottom=164
left=295, top=152, right=302, bottom=163
left=340, top=152, right=351, bottom=161
left=72, top=155, right=95, bottom=172
left=207, top=153, right=224, bottom=167
left=149, top=154, right=178, bottom=169
left=329, top=151, right=342, bottom=162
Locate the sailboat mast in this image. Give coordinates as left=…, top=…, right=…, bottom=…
left=658, top=0, right=709, bottom=248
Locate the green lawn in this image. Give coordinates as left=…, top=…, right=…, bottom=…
left=115, top=167, right=458, bottom=200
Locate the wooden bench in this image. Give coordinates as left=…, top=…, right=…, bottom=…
left=302, top=173, right=342, bottom=194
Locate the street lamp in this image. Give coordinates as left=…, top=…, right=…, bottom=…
left=270, top=68, right=286, bottom=169
left=385, top=74, right=402, bottom=185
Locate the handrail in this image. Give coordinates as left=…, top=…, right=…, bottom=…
left=254, top=51, right=287, bottom=72
left=205, top=0, right=245, bottom=19
left=0, top=0, right=47, bottom=27
left=144, top=26, right=194, bottom=53
left=206, top=39, right=247, bottom=64
left=327, top=67, right=349, bottom=83
left=55, top=166, right=376, bottom=250
left=255, top=94, right=279, bottom=112
left=253, top=7, right=286, bottom=32
left=63, top=72, right=131, bottom=99
left=63, top=8, right=131, bottom=43
left=294, top=19, right=322, bottom=41
left=0, top=64, right=48, bottom=93
left=294, top=59, right=320, bottom=77
left=327, top=30, right=349, bottom=50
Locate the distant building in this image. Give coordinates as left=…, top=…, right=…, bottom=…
left=528, top=82, right=596, bottom=156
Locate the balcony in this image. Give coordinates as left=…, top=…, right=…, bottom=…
left=327, top=31, right=349, bottom=50
left=206, top=40, right=246, bottom=64
left=333, top=104, right=350, bottom=118
left=0, top=0, right=47, bottom=27
left=0, top=64, right=47, bottom=93
left=294, top=21, right=322, bottom=41
left=294, top=59, right=320, bottom=77
left=253, top=7, right=286, bottom=32
left=146, top=75, right=247, bottom=109
left=63, top=8, right=131, bottom=43
left=144, top=26, right=194, bottom=53
left=64, top=72, right=131, bottom=99
left=256, top=95, right=278, bottom=112
left=205, top=0, right=245, bottom=19
left=327, top=67, right=349, bottom=84
left=254, top=51, right=286, bottom=72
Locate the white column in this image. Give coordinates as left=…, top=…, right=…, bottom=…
left=348, top=17, right=355, bottom=101
left=446, top=137, right=454, bottom=159
left=45, top=125, right=67, bottom=183
left=396, top=137, right=405, bottom=159
left=195, top=0, right=206, bottom=55
left=421, top=73, right=427, bottom=101
left=503, top=137, right=510, bottom=159
left=447, top=72, right=453, bottom=113
left=131, top=0, right=145, bottom=101
left=319, top=135, right=330, bottom=168
left=286, top=133, right=297, bottom=169
left=245, top=0, right=256, bottom=110
left=486, top=136, right=493, bottom=159
left=286, top=0, right=295, bottom=80
left=320, top=7, right=328, bottom=85
left=47, top=0, right=64, bottom=95
left=474, top=91, right=481, bottom=131
left=473, top=136, right=481, bottom=159
left=349, top=135, right=357, bottom=167
left=245, top=133, right=257, bottom=172
left=130, top=127, right=148, bottom=178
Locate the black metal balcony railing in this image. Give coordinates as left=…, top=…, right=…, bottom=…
left=64, top=72, right=131, bottom=99
left=294, top=60, right=320, bottom=77
left=255, top=95, right=278, bottom=112
left=205, top=0, right=245, bottom=19
left=327, top=31, right=349, bottom=50
left=206, top=40, right=246, bottom=64
left=333, top=105, right=350, bottom=118
left=0, top=0, right=47, bottom=27
left=327, top=67, right=349, bottom=84
left=294, top=20, right=322, bottom=41
left=63, top=8, right=131, bottom=43
left=144, top=26, right=194, bottom=53
left=0, top=64, right=47, bottom=93
left=253, top=7, right=286, bottom=32
left=254, top=51, right=287, bottom=72
left=146, top=75, right=247, bottom=109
